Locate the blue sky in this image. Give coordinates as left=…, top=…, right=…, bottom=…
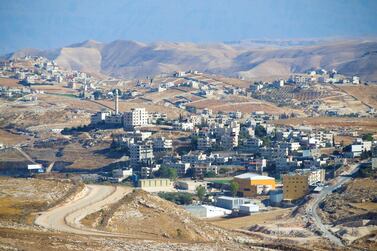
left=1, top=0, right=377, bottom=54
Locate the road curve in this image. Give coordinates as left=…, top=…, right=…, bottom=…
left=307, top=163, right=360, bottom=247
left=35, top=184, right=131, bottom=237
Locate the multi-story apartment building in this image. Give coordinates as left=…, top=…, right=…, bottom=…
left=153, top=137, right=173, bottom=152
left=197, top=136, right=212, bottom=150
left=129, top=143, right=154, bottom=167
left=283, top=168, right=325, bottom=201
left=123, top=108, right=149, bottom=130
left=283, top=174, right=309, bottom=201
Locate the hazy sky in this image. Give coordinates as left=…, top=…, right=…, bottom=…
left=1, top=0, right=377, bottom=54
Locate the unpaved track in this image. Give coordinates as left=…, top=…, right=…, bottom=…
left=35, top=184, right=131, bottom=237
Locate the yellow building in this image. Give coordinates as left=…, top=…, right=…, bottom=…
left=234, top=173, right=276, bottom=197
left=282, top=174, right=309, bottom=201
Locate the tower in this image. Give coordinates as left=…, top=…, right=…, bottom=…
left=114, top=89, right=119, bottom=115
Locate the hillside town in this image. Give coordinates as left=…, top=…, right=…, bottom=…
left=1, top=1, right=377, bottom=250
left=1, top=56, right=376, bottom=250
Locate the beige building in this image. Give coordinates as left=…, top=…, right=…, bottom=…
left=138, top=178, right=172, bottom=188
left=283, top=174, right=309, bottom=201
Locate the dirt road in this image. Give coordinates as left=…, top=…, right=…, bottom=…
left=35, top=184, right=131, bottom=237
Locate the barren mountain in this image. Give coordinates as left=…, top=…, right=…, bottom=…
left=4, top=39, right=377, bottom=81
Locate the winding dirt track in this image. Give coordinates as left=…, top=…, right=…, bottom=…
left=35, top=184, right=131, bottom=237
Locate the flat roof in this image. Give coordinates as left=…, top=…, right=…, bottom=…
left=217, top=196, right=250, bottom=200
left=234, top=173, right=275, bottom=181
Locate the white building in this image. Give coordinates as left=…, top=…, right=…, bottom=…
left=197, top=136, right=212, bottom=150
left=91, top=111, right=110, bottom=124
left=168, top=162, right=191, bottom=177
left=111, top=168, right=133, bottom=182
left=179, top=122, right=194, bottom=131
left=294, top=168, right=326, bottom=185
left=352, top=76, right=360, bottom=85
left=153, top=137, right=173, bottom=152
left=140, top=165, right=160, bottom=178
left=123, top=108, right=149, bottom=130
left=184, top=205, right=231, bottom=218
left=372, top=158, right=377, bottom=170
left=130, top=143, right=154, bottom=166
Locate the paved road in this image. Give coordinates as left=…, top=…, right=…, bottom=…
left=35, top=184, right=131, bottom=237
left=307, top=163, right=360, bottom=246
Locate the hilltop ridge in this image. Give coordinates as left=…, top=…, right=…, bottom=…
left=3, top=39, right=377, bottom=81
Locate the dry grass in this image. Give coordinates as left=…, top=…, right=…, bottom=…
left=0, top=78, right=20, bottom=87
left=0, top=129, right=30, bottom=145
left=0, top=148, right=29, bottom=161
left=187, top=98, right=296, bottom=115
left=31, top=84, right=77, bottom=94
left=143, top=88, right=187, bottom=102
left=334, top=135, right=355, bottom=146
left=24, top=142, right=115, bottom=170
left=0, top=177, right=79, bottom=224
left=270, top=117, right=377, bottom=134
left=339, top=85, right=377, bottom=109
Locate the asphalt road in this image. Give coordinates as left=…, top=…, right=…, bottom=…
left=35, top=184, right=131, bottom=237
left=307, top=163, right=361, bottom=247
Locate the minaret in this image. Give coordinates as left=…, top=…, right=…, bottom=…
left=115, top=89, right=119, bottom=115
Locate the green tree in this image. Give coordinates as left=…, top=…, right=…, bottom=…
left=191, top=135, right=199, bottom=150
left=195, top=185, right=206, bottom=202
left=167, top=168, right=177, bottom=180
left=156, top=118, right=165, bottom=125
left=362, top=133, right=374, bottom=142
left=229, top=181, right=239, bottom=197
left=255, top=124, right=267, bottom=138
left=156, top=166, right=177, bottom=180
left=158, top=192, right=193, bottom=205
left=262, top=136, right=272, bottom=147
left=204, top=171, right=216, bottom=178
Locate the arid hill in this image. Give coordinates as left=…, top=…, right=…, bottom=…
left=3, top=39, right=377, bottom=81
